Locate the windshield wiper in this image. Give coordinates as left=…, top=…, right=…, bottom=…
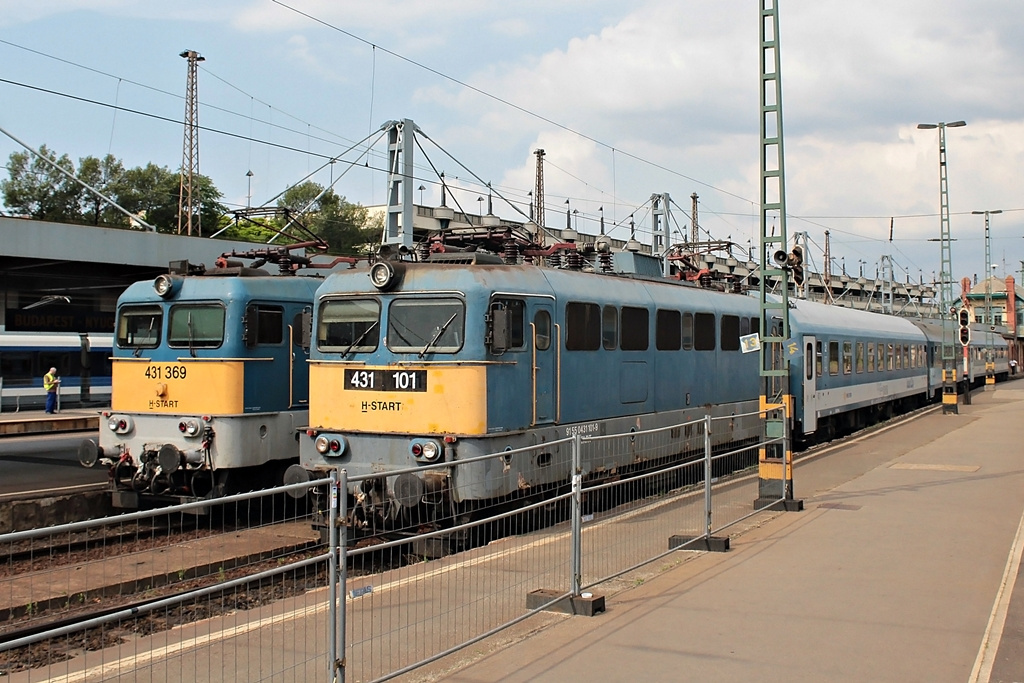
left=133, top=316, right=156, bottom=357
left=419, top=312, right=458, bottom=358
left=187, top=312, right=196, bottom=358
left=340, top=320, right=379, bottom=358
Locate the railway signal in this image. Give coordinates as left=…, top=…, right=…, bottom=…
left=958, top=307, right=971, bottom=346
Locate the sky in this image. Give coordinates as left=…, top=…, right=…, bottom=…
left=1, top=0, right=1022, bottom=288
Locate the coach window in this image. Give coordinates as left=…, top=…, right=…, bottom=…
left=721, top=315, right=740, bottom=351
left=682, top=313, right=694, bottom=350
left=621, top=306, right=649, bottom=351
left=856, top=341, right=865, bottom=373
left=910, top=344, right=917, bottom=369
left=656, top=309, right=681, bottom=351
left=117, top=305, right=162, bottom=349
left=903, top=344, right=910, bottom=369
left=829, top=341, right=839, bottom=375
left=168, top=304, right=225, bottom=349
left=816, top=341, right=823, bottom=377
left=887, top=343, right=895, bottom=370
left=319, top=299, right=380, bottom=353
left=842, top=341, right=852, bottom=374
left=694, top=312, right=716, bottom=351
left=877, top=341, right=885, bottom=371
left=602, top=305, right=618, bottom=350
left=867, top=342, right=875, bottom=372
left=534, top=310, right=552, bottom=351
left=566, top=302, right=600, bottom=351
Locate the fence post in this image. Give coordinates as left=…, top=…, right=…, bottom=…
left=782, top=407, right=791, bottom=502
left=704, top=413, right=712, bottom=539
left=337, top=469, right=349, bottom=683
left=327, top=470, right=340, bottom=682
left=571, top=433, right=582, bottom=597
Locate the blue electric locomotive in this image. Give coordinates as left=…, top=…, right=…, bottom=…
left=291, top=245, right=968, bottom=532
left=79, top=259, right=322, bottom=508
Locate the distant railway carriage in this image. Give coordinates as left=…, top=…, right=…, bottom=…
left=79, top=263, right=321, bottom=508
left=0, top=332, right=113, bottom=411
left=291, top=249, right=993, bottom=534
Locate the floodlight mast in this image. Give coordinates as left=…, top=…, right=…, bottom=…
left=918, top=120, right=966, bottom=413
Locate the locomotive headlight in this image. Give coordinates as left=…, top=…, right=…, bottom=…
left=368, top=260, right=404, bottom=291
left=420, top=441, right=441, bottom=462
left=106, top=415, right=133, bottom=434
left=314, top=436, right=330, bottom=454
left=178, top=419, right=201, bottom=437
left=153, top=274, right=181, bottom=298
left=410, top=439, right=442, bottom=462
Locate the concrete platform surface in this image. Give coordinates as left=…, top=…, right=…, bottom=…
left=438, top=383, right=1024, bottom=683
left=0, top=409, right=100, bottom=437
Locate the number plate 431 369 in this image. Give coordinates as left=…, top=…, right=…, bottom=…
left=344, top=369, right=427, bottom=392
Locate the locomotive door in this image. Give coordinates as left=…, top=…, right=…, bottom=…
left=531, top=301, right=557, bottom=424
left=802, top=335, right=818, bottom=434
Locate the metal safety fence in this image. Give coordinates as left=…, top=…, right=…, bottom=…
left=0, top=409, right=788, bottom=682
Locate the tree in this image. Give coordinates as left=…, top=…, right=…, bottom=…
left=1, top=146, right=81, bottom=221
left=77, top=154, right=125, bottom=226
left=107, top=163, right=226, bottom=233
left=275, top=182, right=378, bottom=255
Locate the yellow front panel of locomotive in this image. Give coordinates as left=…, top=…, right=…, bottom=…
left=112, top=359, right=245, bottom=414
left=309, top=364, right=487, bottom=435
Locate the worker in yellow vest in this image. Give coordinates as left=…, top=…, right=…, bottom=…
left=43, top=367, right=60, bottom=414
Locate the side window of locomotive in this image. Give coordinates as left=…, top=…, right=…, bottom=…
left=720, top=315, right=740, bottom=352
left=694, top=312, right=716, bottom=351
left=682, top=312, right=694, bottom=350
left=168, top=304, right=224, bottom=349
left=602, top=305, right=618, bottom=350
left=740, top=317, right=749, bottom=336
left=867, top=342, right=875, bottom=372
left=252, top=305, right=284, bottom=345
left=816, top=341, right=823, bottom=377
left=655, top=309, right=680, bottom=351
left=621, top=307, right=649, bottom=351
left=565, top=302, right=600, bottom=351
left=843, top=341, right=852, bottom=374
left=534, top=310, right=552, bottom=351
left=387, top=298, right=464, bottom=354
left=856, top=342, right=865, bottom=373
left=490, top=298, right=526, bottom=350
left=117, top=305, right=162, bottom=349
left=318, top=299, right=380, bottom=352
left=828, top=341, right=839, bottom=375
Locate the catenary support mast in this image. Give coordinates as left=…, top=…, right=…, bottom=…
left=756, top=0, right=800, bottom=510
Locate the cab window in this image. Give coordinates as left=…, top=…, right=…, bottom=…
left=117, top=305, right=162, bottom=349
left=387, top=298, right=464, bottom=354
left=168, top=304, right=224, bottom=349
left=319, top=299, right=380, bottom=353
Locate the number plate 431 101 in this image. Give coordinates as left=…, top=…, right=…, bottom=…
left=343, top=369, right=427, bottom=392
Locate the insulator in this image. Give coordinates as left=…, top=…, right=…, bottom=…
left=503, top=240, right=519, bottom=265
left=566, top=250, right=584, bottom=270
left=546, top=253, right=562, bottom=268
left=417, top=241, right=430, bottom=262
left=599, top=251, right=614, bottom=272
left=699, top=272, right=712, bottom=288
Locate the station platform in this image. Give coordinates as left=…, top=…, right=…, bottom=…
left=0, top=409, right=101, bottom=437
left=441, top=381, right=1024, bottom=683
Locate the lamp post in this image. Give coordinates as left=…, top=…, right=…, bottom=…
left=245, top=170, right=253, bottom=209
left=917, top=120, right=966, bottom=412
left=972, top=208, right=1002, bottom=385
left=418, top=184, right=426, bottom=205
left=476, top=196, right=484, bottom=223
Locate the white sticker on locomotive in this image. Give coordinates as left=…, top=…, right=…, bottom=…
left=344, top=369, right=427, bottom=392
left=740, top=333, right=760, bottom=354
